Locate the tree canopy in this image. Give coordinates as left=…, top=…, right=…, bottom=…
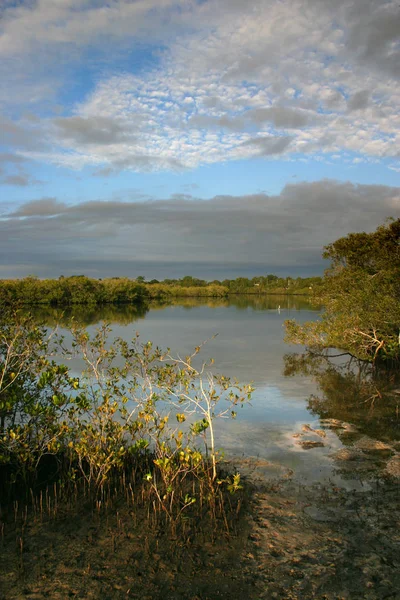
left=285, top=218, right=400, bottom=364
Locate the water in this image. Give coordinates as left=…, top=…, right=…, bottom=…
left=31, top=295, right=399, bottom=488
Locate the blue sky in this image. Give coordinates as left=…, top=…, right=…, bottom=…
left=1, top=0, right=399, bottom=279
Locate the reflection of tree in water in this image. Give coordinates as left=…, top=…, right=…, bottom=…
left=149, top=298, right=230, bottom=311
left=149, top=295, right=317, bottom=312
left=27, top=303, right=149, bottom=327
left=284, top=352, right=400, bottom=480
left=26, top=294, right=316, bottom=326
left=229, top=294, right=319, bottom=311
left=284, top=352, right=399, bottom=442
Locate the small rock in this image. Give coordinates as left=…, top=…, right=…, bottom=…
left=302, top=424, right=313, bottom=432
left=385, top=455, right=400, bottom=479
left=301, top=424, right=326, bottom=438
left=353, top=436, right=392, bottom=453
left=319, top=418, right=345, bottom=429
left=333, top=448, right=363, bottom=461
left=319, top=418, right=358, bottom=432
left=297, top=440, right=325, bottom=449
left=314, top=429, right=326, bottom=438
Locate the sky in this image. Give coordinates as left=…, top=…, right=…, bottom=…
left=0, top=0, right=399, bottom=280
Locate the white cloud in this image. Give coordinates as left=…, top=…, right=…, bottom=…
left=2, top=0, right=400, bottom=172
left=0, top=0, right=188, bottom=55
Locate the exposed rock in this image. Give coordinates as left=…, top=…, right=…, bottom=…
left=332, top=448, right=364, bottom=462
left=314, top=429, right=326, bottom=438
left=302, top=424, right=313, bottom=433
left=319, top=418, right=357, bottom=431
left=385, top=455, right=400, bottom=479
left=301, top=424, right=326, bottom=438
left=353, top=437, right=393, bottom=453
left=319, top=418, right=344, bottom=428
left=297, top=440, right=325, bottom=450
left=340, top=422, right=358, bottom=433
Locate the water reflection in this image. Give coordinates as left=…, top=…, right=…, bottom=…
left=151, top=294, right=319, bottom=312
left=26, top=295, right=315, bottom=326
left=284, top=352, right=400, bottom=441
left=29, top=296, right=316, bottom=388
left=284, top=352, right=400, bottom=481
left=27, top=303, right=149, bottom=326
left=25, top=296, right=398, bottom=485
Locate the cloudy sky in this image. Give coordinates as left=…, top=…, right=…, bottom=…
left=1, top=0, right=399, bottom=279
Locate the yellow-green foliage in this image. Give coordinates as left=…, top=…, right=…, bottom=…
left=145, top=284, right=228, bottom=298
left=1, top=312, right=253, bottom=516
left=0, top=276, right=148, bottom=307
left=0, top=275, right=322, bottom=308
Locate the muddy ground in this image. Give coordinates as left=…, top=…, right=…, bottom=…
left=1, top=457, right=399, bottom=600
left=244, top=467, right=399, bottom=599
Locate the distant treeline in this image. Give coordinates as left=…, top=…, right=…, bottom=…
left=145, top=274, right=322, bottom=296
left=0, top=274, right=323, bottom=306
left=0, top=276, right=148, bottom=307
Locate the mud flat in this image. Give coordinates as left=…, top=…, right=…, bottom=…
left=229, top=441, right=400, bottom=600
left=1, top=453, right=399, bottom=600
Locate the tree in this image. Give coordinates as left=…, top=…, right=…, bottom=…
left=285, top=218, right=400, bottom=364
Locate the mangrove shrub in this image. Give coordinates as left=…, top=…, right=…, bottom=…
left=285, top=218, right=400, bottom=364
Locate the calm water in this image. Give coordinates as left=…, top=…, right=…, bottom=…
left=32, top=296, right=399, bottom=488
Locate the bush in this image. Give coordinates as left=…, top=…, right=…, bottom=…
left=1, top=313, right=253, bottom=526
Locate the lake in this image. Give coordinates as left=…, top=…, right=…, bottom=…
left=32, top=295, right=398, bottom=489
